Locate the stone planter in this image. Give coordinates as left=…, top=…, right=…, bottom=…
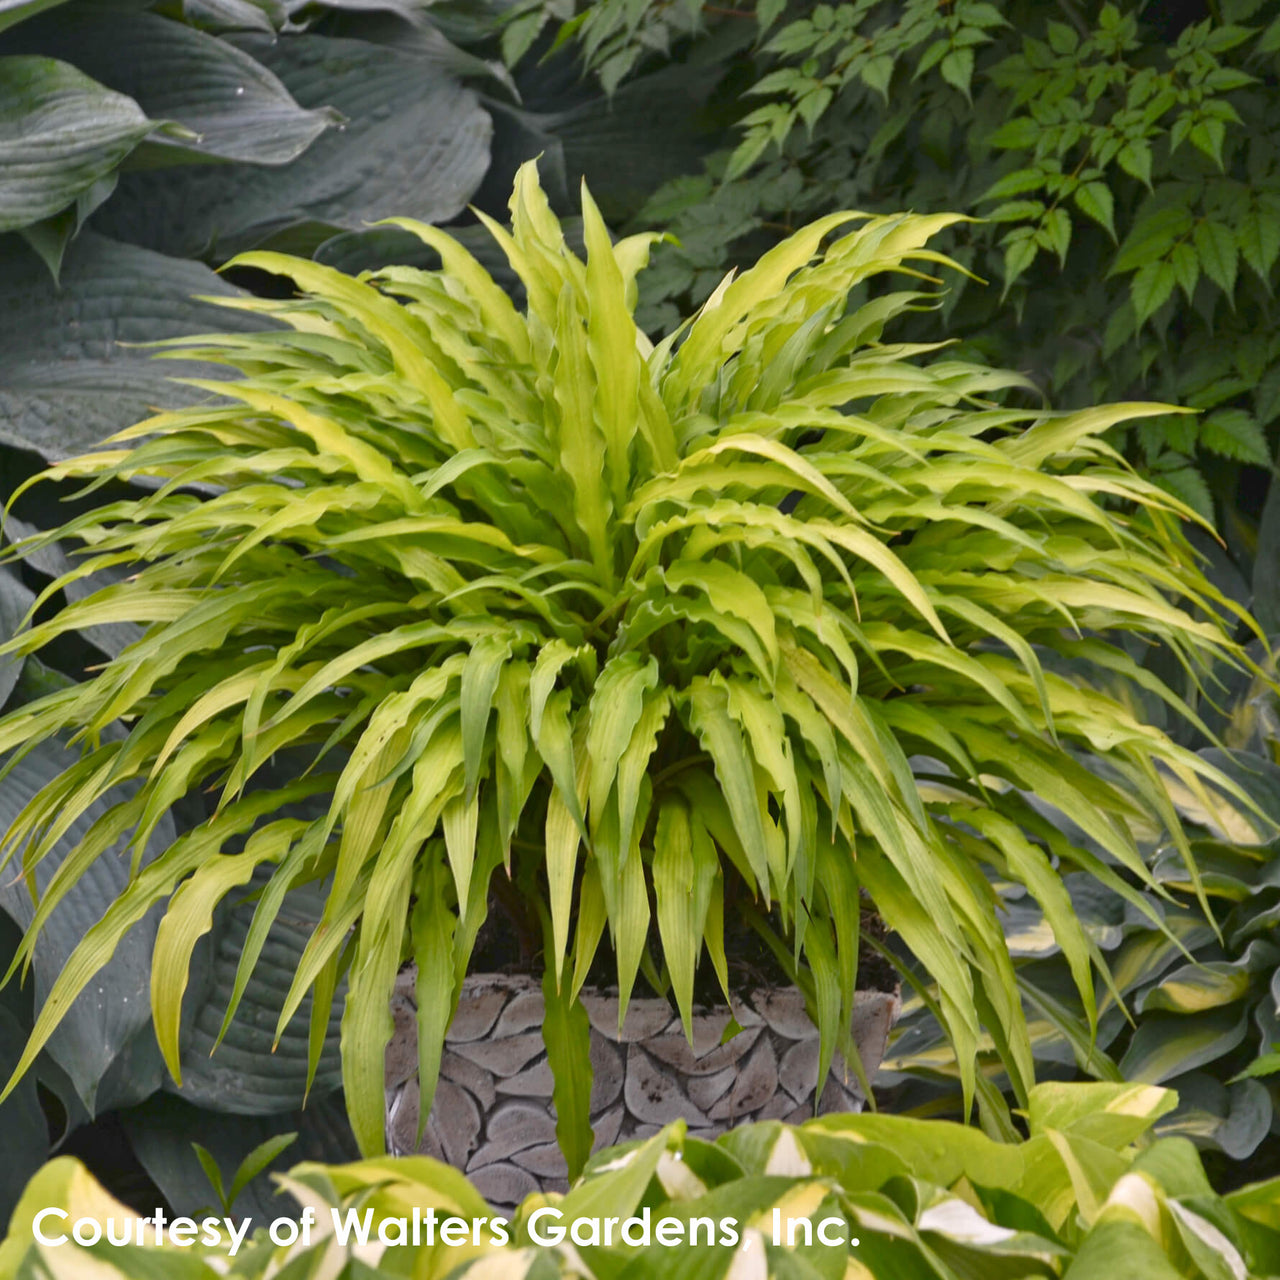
left=384, top=971, right=900, bottom=1208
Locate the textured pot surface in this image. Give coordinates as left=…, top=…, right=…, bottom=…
left=385, top=971, right=900, bottom=1207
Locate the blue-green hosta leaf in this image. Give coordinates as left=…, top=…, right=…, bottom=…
left=1137, top=958, right=1255, bottom=1014
left=1164, top=748, right=1280, bottom=844
left=96, top=33, right=492, bottom=258
left=170, top=876, right=344, bottom=1115
left=530, top=57, right=725, bottom=222
left=0, top=0, right=66, bottom=32
left=1155, top=1072, right=1273, bottom=1161
left=2, top=8, right=338, bottom=165
left=0, top=569, right=32, bottom=710
left=121, top=1090, right=357, bottom=1222
left=183, top=0, right=279, bottom=34
left=17, top=170, right=115, bottom=282
left=0, top=231, right=269, bottom=460
left=1119, top=1007, right=1249, bottom=1085
left=0, top=739, right=174, bottom=1113
left=0, top=1005, right=47, bottom=1228
left=0, top=56, right=151, bottom=232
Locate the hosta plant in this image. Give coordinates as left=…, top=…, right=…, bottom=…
left=0, top=162, right=1257, bottom=1164
left=885, top=659, right=1280, bottom=1166
left=5, top=1084, right=1280, bottom=1279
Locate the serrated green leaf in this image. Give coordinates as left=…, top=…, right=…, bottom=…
left=999, top=230, right=1034, bottom=295
left=939, top=48, right=975, bottom=97
left=1200, top=408, right=1270, bottom=465
left=1170, top=241, right=1201, bottom=300
left=1257, top=12, right=1280, bottom=53
left=1041, top=207, right=1071, bottom=265
left=1117, top=140, right=1153, bottom=187
left=982, top=167, right=1046, bottom=202
left=1189, top=118, right=1227, bottom=168
left=1240, top=207, right=1280, bottom=280
left=989, top=116, right=1039, bottom=149
left=1131, top=260, right=1177, bottom=323
left=1194, top=219, right=1239, bottom=295
left=1074, top=181, right=1116, bottom=240
left=1113, top=204, right=1194, bottom=275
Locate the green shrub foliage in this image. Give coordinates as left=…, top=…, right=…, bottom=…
left=603, top=0, right=1280, bottom=529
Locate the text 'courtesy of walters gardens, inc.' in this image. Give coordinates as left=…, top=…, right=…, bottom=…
left=29, top=1206, right=862, bottom=1257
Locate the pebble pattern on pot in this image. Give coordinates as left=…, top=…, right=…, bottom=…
left=385, top=971, right=900, bottom=1209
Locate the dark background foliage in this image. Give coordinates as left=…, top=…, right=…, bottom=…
left=2, top=0, right=1279, bottom=1228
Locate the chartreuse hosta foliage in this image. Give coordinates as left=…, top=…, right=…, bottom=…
left=884, top=672, right=1280, bottom=1165
left=5, top=1084, right=1280, bottom=1279
left=0, top=162, right=1257, bottom=1159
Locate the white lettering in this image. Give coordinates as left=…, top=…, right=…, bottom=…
left=168, top=1218, right=198, bottom=1246
left=570, top=1217, right=600, bottom=1247
left=105, top=1218, right=133, bottom=1246
left=440, top=1217, right=469, bottom=1247
left=269, top=1217, right=299, bottom=1246
left=527, top=1207, right=565, bottom=1246
left=818, top=1217, right=844, bottom=1247
left=378, top=1217, right=407, bottom=1246
left=330, top=1208, right=374, bottom=1247
left=32, top=1208, right=67, bottom=1246
left=786, top=1216, right=812, bottom=1247
left=225, top=1217, right=252, bottom=1257
left=655, top=1217, right=683, bottom=1246
left=71, top=1219, right=101, bottom=1246
left=621, top=1208, right=650, bottom=1246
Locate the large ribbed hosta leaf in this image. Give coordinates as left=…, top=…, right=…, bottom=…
left=166, top=877, right=345, bottom=1115
left=0, top=0, right=64, bottom=32
left=0, top=739, right=175, bottom=1112
left=0, top=1004, right=45, bottom=1230
left=0, top=7, right=339, bottom=165
left=0, top=56, right=151, bottom=232
left=121, top=1091, right=357, bottom=1221
left=96, top=31, right=492, bottom=257
left=0, top=231, right=270, bottom=460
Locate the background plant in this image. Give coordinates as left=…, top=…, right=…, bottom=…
left=4, top=1083, right=1280, bottom=1279
left=882, top=640, right=1280, bottom=1173
left=588, top=0, right=1280, bottom=556
left=0, top=0, right=728, bottom=466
